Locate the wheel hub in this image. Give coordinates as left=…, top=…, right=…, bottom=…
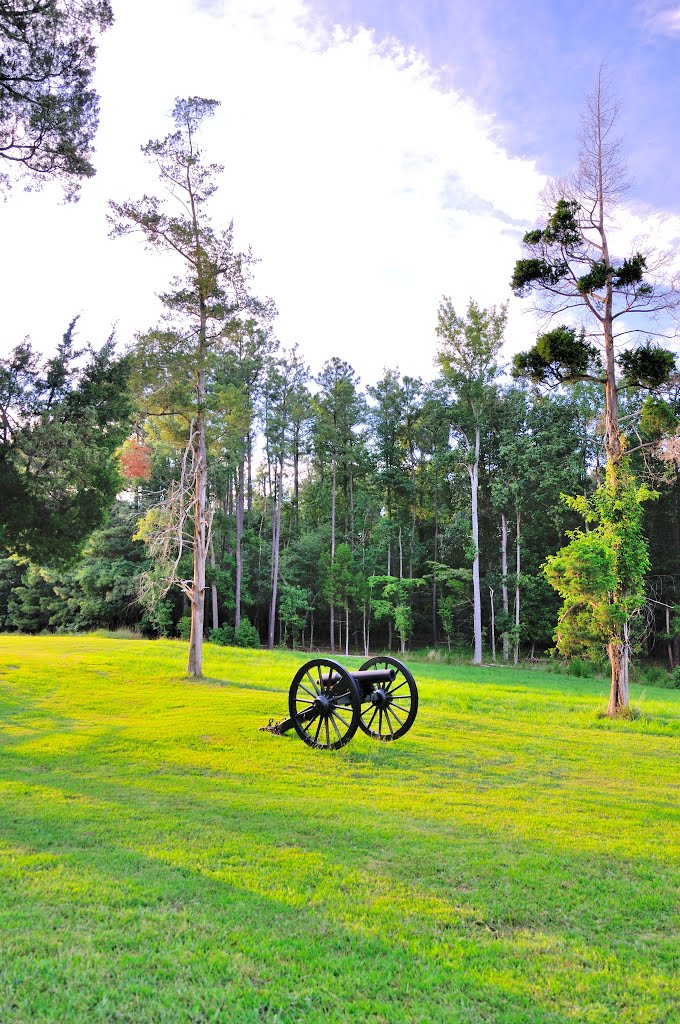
left=371, top=688, right=392, bottom=709
left=315, top=694, right=332, bottom=713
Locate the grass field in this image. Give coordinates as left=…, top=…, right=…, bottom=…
left=0, top=635, right=678, bottom=1023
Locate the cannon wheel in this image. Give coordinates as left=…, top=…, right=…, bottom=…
left=357, top=656, right=418, bottom=741
left=288, top=658, right=361, bottom=750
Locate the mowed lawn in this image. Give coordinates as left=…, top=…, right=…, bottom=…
left=0, top=637, right=678, bottom=1024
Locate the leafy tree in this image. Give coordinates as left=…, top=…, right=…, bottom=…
left=368, top=575, right=425, bottom=654
left=111, top=97, right=270, bottom=677
left=0, top=322, right=132, bottom=565
left=436, top=297, right=507, bottom=664
left=545, top=466, right=653, bottom=712
left=511, top=69, right=678, bottom=711
left=278, top=582, right=311, bottom=649
left=0, top=0, right=113, bottom=195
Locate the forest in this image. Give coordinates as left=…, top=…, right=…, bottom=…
left=1, top=19, right=680, bottom=717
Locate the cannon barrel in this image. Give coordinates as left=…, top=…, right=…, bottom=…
left=350, top=669, right=396, bottom=685
left=316, top=669, right=396, bottom=685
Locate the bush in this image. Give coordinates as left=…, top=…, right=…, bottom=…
left=669, top=666, right=680, bottom=688
left=208, top=624, right=235, bottom=647
left=640, top=665, right=670, bottom=687
left=234, top=618, right=260, bottom=648
left=567, top=657, right=596, bottom=678
left=177, top=616, right=191, bottom=641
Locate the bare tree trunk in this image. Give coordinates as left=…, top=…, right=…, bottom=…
left=209, top=534, right=219, bottom=632
left=470, top=427, right=482, bottom=665
left=345, top=602, right=349, bottom=656
left=188, top=402, right=207, bottom=677
left=293, top=424, right=300, bottom=531
left=363, top=602, right=368, bottom=657
left=666, top=605, right=674, bottom=671
left=268, top=457, right=283, bottom=649
left=513, top=512, right=521, bottom=666
left=432, top=472, right=439, bottom=643
left=235, top=458, right=244, bottom=630
left=386, top=533, right=392, bottom=650
left=489, top=587, right=496, bottom=662
left=607, top=625, right=630, bottom=715
left=246, top=430, right=253, bottom=512
left=501, top=512, right=509, bottom=662
left=329, top=454, right=336, bottom=654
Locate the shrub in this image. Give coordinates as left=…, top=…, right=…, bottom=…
left=567, top=657, right=596, bottom=678
left=669, top=666, right=680, bottom=688
left=208, top=624, right=235, bottom=647
left=177, top=616, right=191, bottom=641
left=640, top=665, right=670, bottom=687
left=234, top=618, right=260, bottom=648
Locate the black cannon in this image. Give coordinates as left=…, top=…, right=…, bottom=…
left=263, top=656, right=418, bottom=750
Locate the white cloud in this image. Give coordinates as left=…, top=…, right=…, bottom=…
left=0, top=0, right=555, bottom=382
left=644, top=4, right=680, bottom=35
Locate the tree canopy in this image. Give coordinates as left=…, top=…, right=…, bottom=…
left=0, top=0, right=113, bottom=196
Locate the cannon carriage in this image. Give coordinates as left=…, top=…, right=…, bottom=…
left=264, top=655, right=418, bottom=750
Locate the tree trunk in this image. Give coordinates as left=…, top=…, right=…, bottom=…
left=501, top=512, right=509, bottom=662
left=470, top=427, right=482, bottom=665
left=209, top=536, right=219, bottom=632
left=489, top=587, right=496, bottom=662
left=513, top=512, right=521, bottom=666
left=607, top=625, right=630, bottom=715
left=665, top=604, right=674, bottom=671
left=247, top=430, right=253, bottom=512
left=432, top=472, right=439, bottom=643
left=329, top=454, right=336, bottom=654
left=345, top=601, right=349, bottom=657
left=386, top=532, right=392, bottom=651
left=235, top=458, right=244, bottom=630
left=293, top=423, right=300, bottom=531
left=188, top=403, right=207, bottom=677
left=268, top=456, right=283, bottom=650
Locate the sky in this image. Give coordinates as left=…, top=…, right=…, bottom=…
left=2, top=0, right=680, bottom=385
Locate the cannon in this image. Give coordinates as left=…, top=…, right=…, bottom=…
left=262, top=655, right=418, bottom=750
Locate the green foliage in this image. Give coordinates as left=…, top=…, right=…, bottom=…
left=639, top=395, right=678, bottom=439
left=234, top=617, right=260, bottom=648
left=512, top=326, right=602, bottom=385
left=142, top=599, right=174, bottom=639
left=0, top=0, right=113, bottom=195
left=368, top=575, right=425, bottom=648
left=177, top=616, right=192, bottom=641
left=542, top=198, right=582, bottom=245
left=208, top=624, right=235, bottom=647
left=614, top=253, right=647, bottom=287
left=576, top=261, right=611, bottom=295
left=278, top=583, right=311, bottom=648
left=545, top=468, right=654, bottom=659
left=617, top=343, right=677, bottom=389
left=0, top=325, right=132, bottom=565
left=510, top=258, right=567, bottom=296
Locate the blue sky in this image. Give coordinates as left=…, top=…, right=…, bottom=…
left=2, top=0, right=679, bottom=381
left=308, top=0, right=680, bottom=211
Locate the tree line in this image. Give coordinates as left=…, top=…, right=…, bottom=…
left=1, top=77, right=680, bottom=718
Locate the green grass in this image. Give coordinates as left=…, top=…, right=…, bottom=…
left=0, top=636, right=678, bottom=1024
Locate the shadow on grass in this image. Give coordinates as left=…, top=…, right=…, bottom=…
left=1, top=781, right=676, bottom=1024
